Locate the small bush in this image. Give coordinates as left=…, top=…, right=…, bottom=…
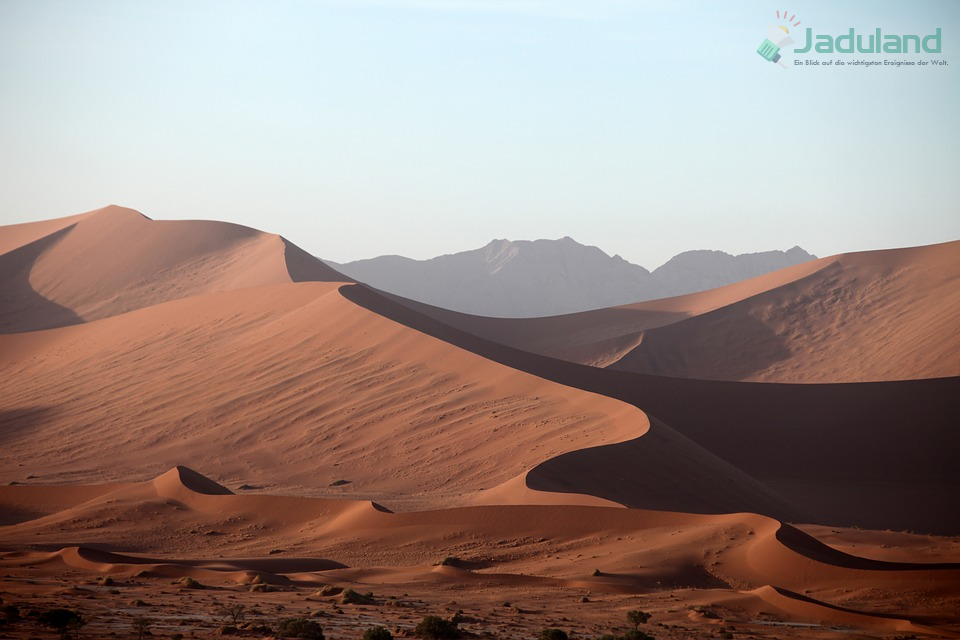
left=317, top=585, right=342, bottom=597
left=626, top=610, right=651, bottom=628
left=539, top=629, right=569, bottom=640
left=622, top=631, right=655, bottom=640
left=132, top=616, right=152, bottom=640
left=414, top=615, right=460, bottom=639
left=277, top=617, right=324, bottom=639
left=0, top=605, right=20, bottom=622
left=217, top=603, right=246, bottom=625
left=438, top=556, right=460, bottom=567
left=38, top=609, right=83, bottom=633
left=363, top=626, right=394, bottom=640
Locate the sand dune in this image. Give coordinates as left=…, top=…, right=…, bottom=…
left=401, top=241, right=960, bottom=383
left=0, top=278, right=807, bottom=520
left=1, top=207, right=958, bottom=638
left=0, top=205, right=347, bottom=333
left=342, top=283, right=960, bottom=534
left=612, top=241, right=960, bottom=382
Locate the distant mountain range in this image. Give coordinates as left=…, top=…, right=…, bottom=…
left=326, top=238, right=817, bottom=317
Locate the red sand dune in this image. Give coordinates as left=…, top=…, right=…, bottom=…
left=0, top=205, right=346, bottom=333
left=342, top=283, right=960, bottom=534
left=0, top=279, right=799, bottom=521
left=2, top=209, right=958, bottom=532
left=2, top=208, right=959, bottom=638
left=402, top=241, right=960, bottom=383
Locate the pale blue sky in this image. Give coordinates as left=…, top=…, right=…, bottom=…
left=1, top=0, right=958, bottom=268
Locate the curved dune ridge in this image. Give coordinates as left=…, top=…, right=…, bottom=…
left=401, top=241, right=960, bottom=382
left=0, top=205, right=349, bottom=333
left=340, top=283, right=960, bottom=534
left=0, top=276, right=801, bottom=519
left=2, top=468, right=958, bottom=636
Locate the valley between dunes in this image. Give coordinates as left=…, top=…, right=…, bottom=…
left=1, top=206, right=958, bottom=639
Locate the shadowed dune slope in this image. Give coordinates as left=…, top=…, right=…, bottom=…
left=0, top=205, right=349, bottom=333
left=610, top=240, right=960, bottom=382
left=341, top=284, right=960, bottom=534
left=0, top=281, right=798, bottom=519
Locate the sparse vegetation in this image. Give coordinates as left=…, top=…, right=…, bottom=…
left=593, top=632, right=655, bottom=640
left=277, top=617, right=325, bottom=639
left=539, top=629, right=569, bottom=640
left=414, top=615, right=460, bottom=639
left=131, top=616, right=151, bottom=640
left=38, top=609, right=84, bottom=638
left=216, top=603, right=246, bottom=625
left=363, top=626, right=394, bottom=640
left=627, top=610, right=651, bottom=628
left=438, top=556, right=460, bottom=567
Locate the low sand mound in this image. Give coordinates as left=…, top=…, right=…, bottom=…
left=720, top=585, right=946, bottom=637
left=0, top=205, right=349, bottom=333
left=610, top=240, right=960, bottom=382
left=41, top=546, right=346, bottom=586
left=3, top=479, right=957, bottom=636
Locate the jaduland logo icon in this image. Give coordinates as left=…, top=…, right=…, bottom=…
left=757, top=10, right=800, bottom=69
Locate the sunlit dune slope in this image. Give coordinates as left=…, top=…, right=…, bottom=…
left=611, top=241, right=960, bottom=382
left=0, top=281, right=795, bottom=518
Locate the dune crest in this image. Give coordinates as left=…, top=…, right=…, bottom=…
left=0, top=205, right=349, bottom=333
left=152, top=465, right=234, bottom=498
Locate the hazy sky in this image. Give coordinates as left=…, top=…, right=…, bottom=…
left=1, top=0, right=958, bottom=269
